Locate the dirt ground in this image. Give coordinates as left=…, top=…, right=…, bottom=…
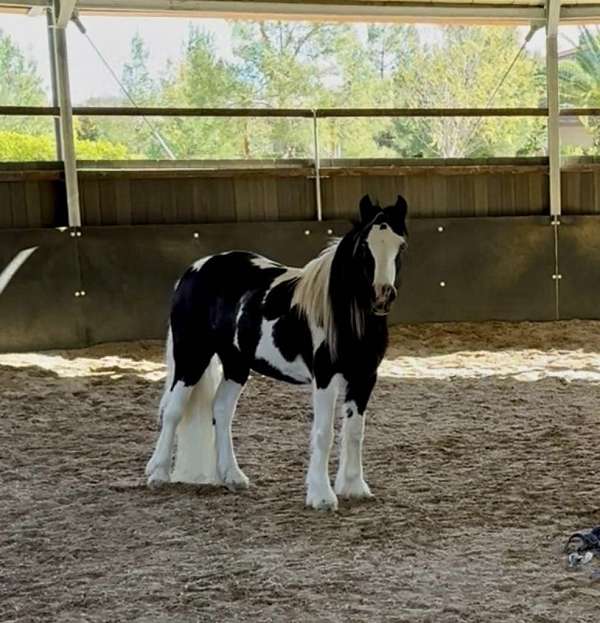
left=3, top=321, right=600, bottom=622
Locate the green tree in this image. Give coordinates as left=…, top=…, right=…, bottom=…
left=318, top=24, right=419, bottom=158
left=122, top=32, right=157, bottom=105
left=0, top=130, right=130, bottom=161
left=158, top=27, right=245, bottom=158
left=0, top=28, right=49, bottom=135
left=231, top=21, right=342, bottom=157
left=387, top=27, right=546, bottom=158
left=77, top=35, right=166, bottom=159
left=0, top=29, right=133, bottom=161
left=0, top=29, right=46, bottom=106
left=559, top=27, right=600, bottom=154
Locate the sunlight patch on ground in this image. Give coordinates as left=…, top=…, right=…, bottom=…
left=0, top=351, right=166, bottom=381
left=381, top=349, right=600, bottom=382
left=2, top=322, right=600, bottom=383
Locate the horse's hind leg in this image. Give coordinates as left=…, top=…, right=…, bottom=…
left=213, top=348, right=249, bottom=490
left=146, top=380, right=193, bottom=486
left=146, top=337, right=214, bottom=487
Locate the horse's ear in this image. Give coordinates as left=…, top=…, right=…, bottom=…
left=359, top=194, right=379, bottom=223
left=383, top=194, right=408, bottom=234
left=394, top=194, right=408, bottom=222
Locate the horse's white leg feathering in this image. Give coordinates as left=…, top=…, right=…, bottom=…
left=334, top=400, right=372, bottom=498
left=213, top=379, right=249, bottom=490
left=171, top=354, right=222, bottom=485
left=306, top=375, right=340, bottom=511
left=146, top=328, right=222, bottom=485
left=146, top=379, right=193, bottom=486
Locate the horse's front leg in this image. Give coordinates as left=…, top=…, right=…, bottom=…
left=306, top=376, right=340, bottom=511
left=335, top=374, right=377, bottom=499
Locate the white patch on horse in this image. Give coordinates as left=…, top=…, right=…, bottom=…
left=292, top=242, right=339, bottom=356
left=191, top=256, right=211, bottom=272
left=366, top=226, right=405, bottom=287
left=251, top=256, right=279, bottom=270
left=213, top=379, right=249, bottom=490
left=273, top=267, right=301, bottom=285
left=311, top=325, right=327, bottom=352
left=306, top=374, right=342, bottom=511
left=255, top=318, right=311, bottom=383
left=334, top=399, right=372, bottom=499
left=261, top=268, right=302, bottom=304
left=233, top=298, right=247, bottom=350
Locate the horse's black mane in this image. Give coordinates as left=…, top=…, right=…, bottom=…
left=327, top=222, right=375, bottom=350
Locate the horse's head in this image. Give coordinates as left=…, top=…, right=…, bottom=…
left=353, top=194, right=408, bottom=316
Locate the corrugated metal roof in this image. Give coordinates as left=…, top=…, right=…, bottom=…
left=2, top=0, right=600, bottom=23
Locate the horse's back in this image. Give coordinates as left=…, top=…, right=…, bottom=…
left=170, top=251, right=315, bottom=385
left=171, top=251, right=289, bottom=339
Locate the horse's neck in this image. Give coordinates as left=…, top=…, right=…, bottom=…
left=334, top=309, right=388, bottom=359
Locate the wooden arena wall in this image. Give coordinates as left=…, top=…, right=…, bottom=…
left=1, top=159, right=600, bottom=351
left=4, top=159, right=600, bottom=228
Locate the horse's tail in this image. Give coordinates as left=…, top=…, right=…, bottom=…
left=157, top=326, right=175, bottom=425
left=160, top=326, right=223, bottom=484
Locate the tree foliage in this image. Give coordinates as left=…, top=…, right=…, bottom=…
left=559, top=27, right=600, bottom=154
left=2, top=21, right=556, bottom=161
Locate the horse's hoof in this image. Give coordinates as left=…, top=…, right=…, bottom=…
left=306, top=488, right=339, bottom=512
left=334, top=477, right=373, bottom=499
left=146, top=466, right=170, bottom=488
left=221, top=467, right=250, bottom=492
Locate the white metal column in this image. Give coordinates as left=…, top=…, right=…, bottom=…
left=51, top=0, right=81, bottom=228
left=546, top=0, right=562, bottom=319
left=546, top=0, right=561, bottom=218
left=312, top=111, right=323, bottom=221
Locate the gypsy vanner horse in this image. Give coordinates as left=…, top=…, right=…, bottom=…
left=146, top=194, right=408, bottom=511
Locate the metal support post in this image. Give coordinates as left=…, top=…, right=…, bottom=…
left=46, top=8, right=62, bottom=160
left=312, top=111, right=323, bottom=222
left=51, top=0, right=81, bottom=228
left=546, top=0, right=561, bottom=218
left=547, top=0, right=562, bottom=318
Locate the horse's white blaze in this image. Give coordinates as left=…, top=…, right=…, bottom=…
left=255, top=318, right=311, bottom=383
left=366, top=226, right=405, bottom=287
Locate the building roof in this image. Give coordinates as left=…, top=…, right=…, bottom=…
left=2, top=0, right=600, bottom=25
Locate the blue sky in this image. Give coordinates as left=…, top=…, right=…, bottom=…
left=0, top=12, right=577, bottom=105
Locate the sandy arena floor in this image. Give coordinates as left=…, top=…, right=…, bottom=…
left=3, top=321, right=600, bottom=622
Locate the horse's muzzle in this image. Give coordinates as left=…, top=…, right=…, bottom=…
left=372, top=284, right=397, bottom=316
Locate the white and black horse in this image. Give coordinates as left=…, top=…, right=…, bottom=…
left=146, top=194, right=408, bottom=510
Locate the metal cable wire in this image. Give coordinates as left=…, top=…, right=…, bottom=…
left=71, top=14, right=177, bottom=160
left=464, top=24, right=543, bottom=148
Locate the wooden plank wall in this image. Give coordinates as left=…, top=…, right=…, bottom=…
left=0, top=177, right=66, bottom=228
left=8, top=161, right=600, bottom=227
left=78, top=170, right=316, bottom=225
left=321, top=167, right=550, bottom=219
left=561, top=169, right=600, bottom=215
